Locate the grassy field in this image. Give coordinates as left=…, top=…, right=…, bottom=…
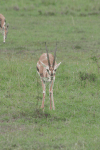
left=0, top=0, right=100, bottom=149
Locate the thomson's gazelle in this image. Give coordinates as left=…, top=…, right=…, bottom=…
left=0, top=14, right=9, bottom=43
left=36, top=43, right=61, bottom=110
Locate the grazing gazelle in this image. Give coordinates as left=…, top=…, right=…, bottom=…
left=0, top=14, right=9, bottom=43
left=36, top=43, right=61, bottom=110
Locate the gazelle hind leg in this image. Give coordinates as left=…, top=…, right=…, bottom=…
left=41, top=80, right=45, bottom=110
left=49, top=80, right=54, bottom=110
left=52, top=91, right=55, bottom=110
left=49, top=92, right=52, bottom=110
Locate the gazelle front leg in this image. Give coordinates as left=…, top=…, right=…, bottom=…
left=3, top=33, right=5, bottom=43
left=41, top=79, right=45, bottom=110
left=2, top=27, right=5, bottom=43
left=49, top=80, right=55, bottom=110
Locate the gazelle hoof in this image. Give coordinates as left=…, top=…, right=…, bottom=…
left=41, top=105, right=44, bottom=109
left=41, top=106, right=44, bottom=112
left=53, top=107, right=55, bottom=110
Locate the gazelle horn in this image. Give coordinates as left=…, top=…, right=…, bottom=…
left=53, top=42, right=57, bottom=67
left=45, top=42, right=50, bottom=66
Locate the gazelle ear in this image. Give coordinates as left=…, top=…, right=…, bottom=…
left=40, top=61, right=47, bottom=68
left=54, top=62, right=61, bottom=69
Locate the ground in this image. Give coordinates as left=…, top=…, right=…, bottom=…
left=0, top=0, right=100, bottom=149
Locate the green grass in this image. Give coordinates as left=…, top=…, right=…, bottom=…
left=0, top=0, right=100, bottom=149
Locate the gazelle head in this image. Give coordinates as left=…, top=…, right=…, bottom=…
left=4, top=24, right=9, bottom=39
left=40, top=43, right=61, bottom=79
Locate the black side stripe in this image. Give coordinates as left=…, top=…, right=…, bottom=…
left=36, top=66, right=39, bottom=72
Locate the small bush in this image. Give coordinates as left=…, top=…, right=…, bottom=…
left=41, top=0, right=56, bottom=6
left=74, top=45, right=81, bottom=49
left=88, top=11, right=99, bottom=16
left=44, top=11, right=56, bottom=16
left=79, top=72, right=97, bottom=82
left=79, top=13, right=87, bottom=17
left=13, top=6, right=19, bottom=11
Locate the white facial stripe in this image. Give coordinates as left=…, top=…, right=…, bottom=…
left=46, top=66, right=49, bottom=70
left=53, top=70, right=56, bottom=74
left=40, top=61, right=47, bottom=68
